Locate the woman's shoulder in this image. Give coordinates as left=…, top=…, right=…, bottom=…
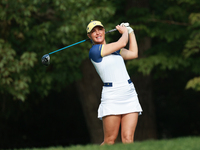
left=89, top=44, right=104, bottom=63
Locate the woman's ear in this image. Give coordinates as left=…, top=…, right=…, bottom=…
left=87, top=34, right=91, bottom=39
left=87, top=33, right=94, bottom=44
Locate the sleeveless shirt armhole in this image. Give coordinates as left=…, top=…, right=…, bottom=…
left=119, top=49, right=122, bottom=55
left=100, top=44, right=104, bottom=57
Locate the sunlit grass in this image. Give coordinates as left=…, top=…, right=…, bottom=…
left=17, top=136, right=200, bottom=150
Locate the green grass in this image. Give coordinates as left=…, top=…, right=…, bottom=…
left=17, top=136, right=200, bottom=150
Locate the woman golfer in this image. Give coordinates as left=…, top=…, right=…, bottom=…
left=86, top=20, right=142, bottom=145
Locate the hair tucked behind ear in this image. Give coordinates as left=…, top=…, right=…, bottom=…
left=90, top=39, right=95, bottom=45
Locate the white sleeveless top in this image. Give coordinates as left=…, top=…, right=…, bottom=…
left=89, top=44, right=130, bottom=84
left=89, top=44, right=142, bottom=119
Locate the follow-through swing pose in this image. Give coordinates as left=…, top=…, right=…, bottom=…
left=87, top=20, right=142, bottom=145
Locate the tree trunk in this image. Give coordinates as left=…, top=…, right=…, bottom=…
left=75, top=59, right=104, bottom=144
left=133, top=37, right=157, bottom=140
left=131, top=36, right=157, bottom=141
left=126, top=0, right=158, bottom=140
left=132, top=73, right=157, bottom=140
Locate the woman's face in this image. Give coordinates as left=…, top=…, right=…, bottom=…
left=88, top=26, right=105, bottom=44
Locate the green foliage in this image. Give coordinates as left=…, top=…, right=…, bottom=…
left=122, top=0, right=200, bottom=91
left=0, top=0, right=116, bottom=101
left=0, top=39, right=37, bottom=101
left=16, top=136, right=200, bottom=150
left=183, top=13, right=200, bottom=58
left=186, top=77, right=200, bottom=91
left=127, top=54, right=190, bottom=76
left=181, top=12, right=200, bottom=90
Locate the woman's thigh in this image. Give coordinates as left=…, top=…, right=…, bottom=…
left=102, top=115, right=121, bottom=140
left=121, top=112, right=139, bottom=142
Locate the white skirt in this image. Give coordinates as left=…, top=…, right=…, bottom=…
left=98, top=81, right=143, bottom=119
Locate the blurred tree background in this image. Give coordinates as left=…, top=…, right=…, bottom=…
left=0, top=0, right=200, bottom=149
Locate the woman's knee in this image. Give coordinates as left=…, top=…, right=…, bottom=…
left=103, top=135, right=117, bottom=145
left=121, top=134, right=134, bottom=143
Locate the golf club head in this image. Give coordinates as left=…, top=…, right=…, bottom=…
left=41, top=54, right=50, bottom=66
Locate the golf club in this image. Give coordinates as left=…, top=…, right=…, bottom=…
left=41, top=38, right=90, bottom=66
left=41, top=26, right=127, bottom=66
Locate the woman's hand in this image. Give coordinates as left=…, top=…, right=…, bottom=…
left=116, top=25, right=128, bottom=34
left=101, top=25, right=128, bottom=57
left=120, top=22, right=134, bottom=34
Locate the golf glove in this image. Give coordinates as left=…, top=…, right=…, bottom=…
left=120, top=22, right=133, bottom=34
left=126, top=26, right=133, bottom=34
left=120, top=22, right=129, bottom=27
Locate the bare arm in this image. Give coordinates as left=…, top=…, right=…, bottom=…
left=120, top=31, right=138, bottom=60
left=101, top=25, right=128, bottom=57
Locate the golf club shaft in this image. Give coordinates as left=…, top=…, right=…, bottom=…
left=49, top=39, right=89, bottom=55
left=105, top=28, right=117, bottom=34
left=48, top=28, right=117, bottom=55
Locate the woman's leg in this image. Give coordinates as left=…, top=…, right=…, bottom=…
left=121, top=112, right=139, bottom=143
left=101, top=115, right=121, bottom=145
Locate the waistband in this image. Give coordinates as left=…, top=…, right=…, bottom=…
left=104, top=79, right=132, bottom=87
